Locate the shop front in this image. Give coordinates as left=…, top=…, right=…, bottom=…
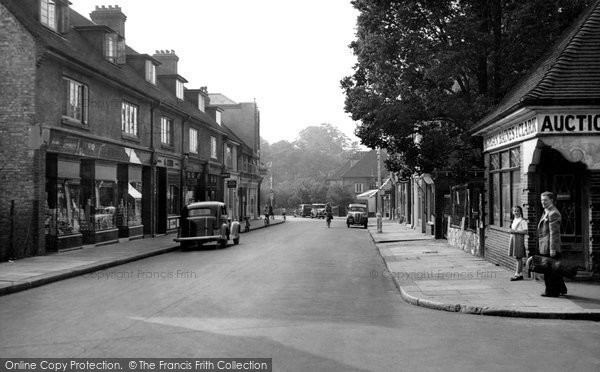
left=478, top=110, right=600, bottom=273
left=155, top=155, right=182, bottom=234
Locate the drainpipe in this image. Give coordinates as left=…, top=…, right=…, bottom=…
left=150, top=100, right=159, bottom=237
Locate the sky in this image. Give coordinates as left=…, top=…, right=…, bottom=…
left=70, top=0, right=361, bottom=145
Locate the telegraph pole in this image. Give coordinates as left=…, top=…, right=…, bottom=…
left=377, top=148, right=383, bottom=233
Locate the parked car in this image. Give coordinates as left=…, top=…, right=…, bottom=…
left=311, top=203, right=326, bottom=219
left=346, top=203, right=368, bottom=229
left=298, top=204, right=312, bottom=217
left=174, top=201, right=240, bottom=249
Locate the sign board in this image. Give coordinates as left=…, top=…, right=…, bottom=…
left=227, top=180, right=237, bottom=188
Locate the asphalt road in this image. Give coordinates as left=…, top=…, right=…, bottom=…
left=1, top=217, right=599, bottom=371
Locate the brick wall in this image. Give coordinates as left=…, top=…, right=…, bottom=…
left=0, top=4, right=40, bottom=260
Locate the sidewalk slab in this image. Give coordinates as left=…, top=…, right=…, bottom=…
left=0, top=218, right=284, bottom=297
left=369, top=220, right=600, bottom=320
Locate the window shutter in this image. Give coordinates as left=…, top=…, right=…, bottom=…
left=82, top=85, right=89, bottom=124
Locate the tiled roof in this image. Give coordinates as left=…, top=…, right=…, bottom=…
left=208, top=93, right=238, bottom=105
left=472, top=0, right=600, bottom=133
left=2, top=0, right=226, bottom=135
left=341, top=150, right=389, bottom=179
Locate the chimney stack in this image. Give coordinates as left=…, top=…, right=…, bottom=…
left=90, top=5, right=127, bottom=38
left=153, top=50, right=179, bottom=75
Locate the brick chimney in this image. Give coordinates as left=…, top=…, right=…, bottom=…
left=153, top=50, right=179, bottom=75
left=90, top=5, right=127, bottom=38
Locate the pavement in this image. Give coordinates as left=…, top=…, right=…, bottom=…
left=369, top=219, right=600, bottom=320
left=2, top=216, right=599, bottom=320
left=0, top=217, right=284, bottom=297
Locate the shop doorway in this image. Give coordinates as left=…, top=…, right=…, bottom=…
left=537, top=147, right=588, bottom=269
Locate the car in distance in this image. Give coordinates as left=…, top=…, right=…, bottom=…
left=346, top=203, right=368, bottom=229
left=298, top=204, right=312, bottom=217
left=311, top=203, right=326, bottom=219
left=174, top=201, right=240, bottom=249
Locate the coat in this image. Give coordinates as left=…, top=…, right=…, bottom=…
left=537, top=205, right=561, bottom=255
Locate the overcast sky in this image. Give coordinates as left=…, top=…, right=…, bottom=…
left=70, top=0, right=361, bottom=145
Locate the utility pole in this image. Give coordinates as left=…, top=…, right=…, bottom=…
left=377, top=148, right=383, bottom=233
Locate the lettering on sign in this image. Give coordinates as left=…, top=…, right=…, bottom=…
left=539, top=114, right=600, bottom=133
left=483, top=116, right=537, bottom=151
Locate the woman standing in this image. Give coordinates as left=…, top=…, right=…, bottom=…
left=508, top=206, right=528, bottom=281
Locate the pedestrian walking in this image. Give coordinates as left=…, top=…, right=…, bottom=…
left=508, top=206, right=528, bottom=281
left=537, top=191, right=567, bottom=297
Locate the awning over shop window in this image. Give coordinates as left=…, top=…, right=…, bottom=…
left=128, top=183, right=142, bottom=199
left=379, top=177, right=392, bottom=191
left=357, top=189, right=378, bottom=199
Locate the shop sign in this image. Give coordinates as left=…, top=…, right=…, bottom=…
left=227, top=180, right=237, bottom=188
left=483, top=116, right=538, bottom=151
left=538, top=113, right=600, bottom=133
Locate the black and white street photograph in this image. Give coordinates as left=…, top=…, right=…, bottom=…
left=1, top=1, right=600, bottom=371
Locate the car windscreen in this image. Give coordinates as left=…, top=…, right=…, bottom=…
left=349, top=207, right=366, bottom=212
left=188, top=208, right=213, bottom=217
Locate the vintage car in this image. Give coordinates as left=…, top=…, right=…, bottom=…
left=174, top=201, right=240, bottom=249
left=298, top=204, right=312, bottom=217
left=311, top=203, right=327, bottom=219
left=346, top=203, right=368, bottom=229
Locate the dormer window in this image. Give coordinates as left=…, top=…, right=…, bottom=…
left=215, top=110, right=222, bottom=125
left=40, top=0, right=69, bottom=33
left=198, top=94, right=205, bottom=112
left=145, top=60, right=156, bottom=85
left=105, top=33, right=125, bottom=64
left=40, top=0, right=56, bottom=30
left=176, top=79, right=185, bottom=100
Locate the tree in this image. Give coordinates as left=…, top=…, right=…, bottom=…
left=342, top=0, right=592, bottom=178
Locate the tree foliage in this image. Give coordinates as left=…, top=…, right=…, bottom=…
left=260, top=124, right=361, bottom=208
left=342, top=0, right=592, bottom=178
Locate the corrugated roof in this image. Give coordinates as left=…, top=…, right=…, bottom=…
left=472, top=0, right=600, bottom=133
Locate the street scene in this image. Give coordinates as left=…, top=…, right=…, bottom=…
left=1, top=217, right=599, bottom=371
left=2, top=0, right=600, bottom=371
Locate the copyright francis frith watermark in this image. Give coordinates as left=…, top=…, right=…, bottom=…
left=371, top=269, right=497, bottom=281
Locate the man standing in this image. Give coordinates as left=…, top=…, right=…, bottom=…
left=537, top=191, right=567, bottom=297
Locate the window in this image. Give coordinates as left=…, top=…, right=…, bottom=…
left=189, top=128, right=198, bottom=153
left=176, top=80, right=184, bottom=100
left=121, top=101, right=138, bottom=136
left=489, top=146, right=521, bottom=227
left=63, top=78, right=88, bottom=124
left=225, top=145, right=233, bottom=168
left=145, top=60, right=156, bottom=84
left=198, top=94, right=205, bottom=112
left=40, top=0, right=57, bottom=30
left=355, top=183, right=364, bottom=193
left=215, top=110, right=222, bottom=125
left=105, top=34, right=125, bottom=64
left=210, top=136, right=217, bottom=159
left=160, top=117, right=173, bottom=145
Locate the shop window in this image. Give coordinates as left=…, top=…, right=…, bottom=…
left=95, top=181, right=117, bottom=231
left=63, top=78, right=88, bottom=125
left=489, top=146, right=521, bottom=227
left=161, top=117, right=173, bottom=146
left=168, top=185, right=180, bottom=215
left=451, top=184, right=482, bottom=231
left=118, top=182, right=142, bottom=227
left=46, top=180, right=81, bottom=236
left=121, top=101, right=138, bottom=136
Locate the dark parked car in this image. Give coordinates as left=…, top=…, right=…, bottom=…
left=346, top=203, right=368, bottom=229
left=174, top=201, right=240, bottom=249
left=298, top=204, right=312, bottom=217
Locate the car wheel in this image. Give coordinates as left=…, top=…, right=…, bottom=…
left=233, top=237, right=240, bottom=245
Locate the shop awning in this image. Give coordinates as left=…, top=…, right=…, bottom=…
left=128, top=183, right=142, bottom=199
left=357, top=189, right=378, bottom=199
left=379, top=177, right=392, bottom=191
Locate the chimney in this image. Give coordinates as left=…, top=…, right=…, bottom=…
left=90, top=5, right=127, bottom=38
left=153, top=50, right=179, bottom=75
